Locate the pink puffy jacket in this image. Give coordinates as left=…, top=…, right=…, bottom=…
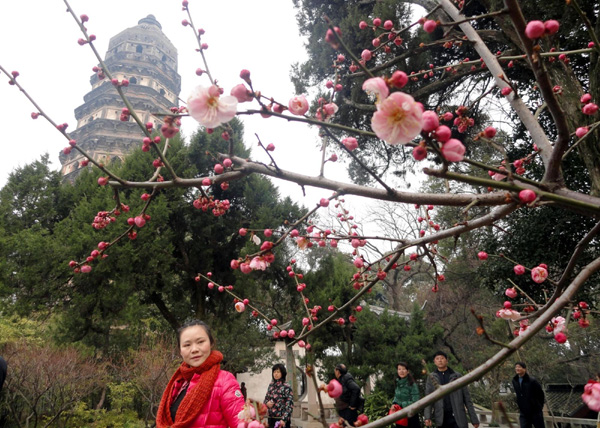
left=171, top=369, right=245, bottom=428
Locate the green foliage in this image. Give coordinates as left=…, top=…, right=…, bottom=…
left=363, top=389, right=394, bottom=425
left=66, top=402, right=145, bottom=428
left=0, top=315, right=46, bottom=346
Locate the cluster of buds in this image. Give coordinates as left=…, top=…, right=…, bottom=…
left=357, top=17, right=403, bottom=59
left=572, top=301, right=591, bottom=328
left=141, top=136, right=161, bottom=152
left=111, top=78, right=130, bottom=87
left=92, top=65, right=105, bottom=80
left=524, top=20, right=560, bottom=40
left=119, top=107, right=130, bottom=122
left=315, top=98, right=338, bottom=122
left=92, top=210, right=116, bottom=230
left=418, top=110, right=466, bottom=162
left=581, top=93, right=599, bottom=116
left=161, top=115, right=180, bottom=138
left=192, top=196, right=231, bottom=216
left=77, top=34, right=96, bottom=45
left=453, top=106, right=475, bottom=133
left=7, top=70, right=19, bottom=85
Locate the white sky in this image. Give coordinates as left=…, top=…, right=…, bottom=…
left=0, top=0, right=352, bottom=205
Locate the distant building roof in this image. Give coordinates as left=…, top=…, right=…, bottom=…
left=545, top=384, right=595, bottom=419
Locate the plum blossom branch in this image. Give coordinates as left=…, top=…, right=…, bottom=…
left=229, top=156, right=509, bottom=206
left=181, top=2, right=215, bottom=85
left=291, top=203, right=518, bottom=345
left=423, top=168, right=600, bottom=215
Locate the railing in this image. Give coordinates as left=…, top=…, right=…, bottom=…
left=477, top=409, right=598, bottom=428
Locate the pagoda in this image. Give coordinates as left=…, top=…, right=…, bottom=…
left=59, top=15, right=181, bottom=180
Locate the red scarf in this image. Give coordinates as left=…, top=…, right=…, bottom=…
left=156, top=350, right=223, bottom=428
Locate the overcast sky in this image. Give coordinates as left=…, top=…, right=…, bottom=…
left=0, top=0, right=353, bottom=205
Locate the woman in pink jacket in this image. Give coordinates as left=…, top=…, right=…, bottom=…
left=156, top=320, right=245, bottom=428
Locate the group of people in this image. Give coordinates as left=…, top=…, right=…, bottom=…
left=154, top=320, right=548, bottom=428
left=0, top=319, right=548, bottom=428
left=334, top=351, right=546, bottom=428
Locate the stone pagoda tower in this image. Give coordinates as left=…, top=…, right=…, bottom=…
left=59, top=15, right=181, bottom=180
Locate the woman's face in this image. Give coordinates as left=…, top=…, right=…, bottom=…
left=397, top=365, right=409, bottom=378
left=273, top=369, right=282, bottom=380
left=180, top=325, right=213, bottom=367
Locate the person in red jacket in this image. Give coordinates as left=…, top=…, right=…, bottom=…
left=156, top=320, right=245, bottom=428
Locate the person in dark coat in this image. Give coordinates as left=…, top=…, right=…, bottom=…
left=512, top=362, right=545, bottom=428
left=424, top=351, right=479, bottom=428
left=0, top=356, right=6, bottom=393
left=334, top=363, right=361, bottom=426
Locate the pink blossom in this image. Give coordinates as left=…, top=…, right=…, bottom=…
left=551, top=316, right=566, bottom=334
left=230, top=84, right=253, bottom=103
left=478, top=251, right=488, bottom=260
left=519, top=189, right=536, bottom=203
left=389, top=71, right=408, bottom=89
left=342, top=137, right=358, bottom=151
left=531, top=266, right=548, bottom=283
left=316, top=102, right=339, bottom=121
left=353, top=257, right=364, bottom=268
left=240, top=263, right=252, bottom=274
left=544, top=20, right=560, bottom=35
left=497, top=308, right=521, bottom=321
left=371, top=92, right=423, bottom=145
left=422, top=111, right=440, bottom=132
left=581, top=94, right=592, bottom=103
left=289, top=95, right=309, bottom=116
left=413, top=145, right=427, bottom=160
left=492, top=167, right=507, bottom=181
left=361, top=49, right=372, bottom=61
left=187, top=85, right=238, bottom=128
left=235, top=302, right=246, bottom=313
left=505, top=288, right=518, bottom=299
left=514, top=264, right=526, bottom=275
left=583, top=103, right=599, bottom=115
left=362, top=77, right=389, bottom=101
left=582, top=381, right=600, bottom=411
left=249, top=256, right=268, bottom=271
left=525, top=21, right=545, bottom=39
left=554, top=332, right=567, bottom=343
left=423, top=20, right=437, bottom=33
left=501, top=87, right=513, bottom=96
left=576, top=127, right=589, bottom=138
left=434, top=125, right=451, bottom=142
left=441, top=139, right=466, bottom=162
left=483, top=126, right=497, bottom=138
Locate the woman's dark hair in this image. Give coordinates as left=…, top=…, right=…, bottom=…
left=272, top=363, right=287, bottom=381
left=515, top=361, right=527, bottom=369
left=177, top=319, right=215, bottom=347
left=397, top=362, right=416, bottom=385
